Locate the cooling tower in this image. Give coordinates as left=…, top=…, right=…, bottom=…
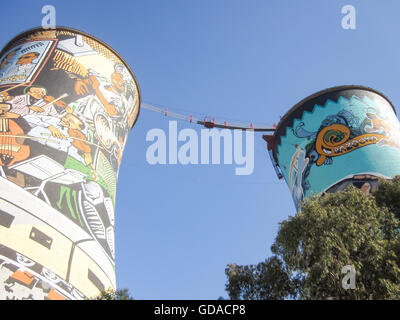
left=269, top=86, right=400, bottom=210
left=0, top=27, right=140, bottom=299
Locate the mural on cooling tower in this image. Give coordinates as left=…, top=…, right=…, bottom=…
left=275, top=90, right=400, bottom=210
left=0, top=29, right=140, bottom=299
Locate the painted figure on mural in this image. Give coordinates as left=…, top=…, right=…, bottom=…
left=108, top=63, right=125, bottom=95
left=72, top=71, right=131, bottom=169
left=25, top=112, right=95, bottom=175
left=288, top=149, right=309, bottom=208
left=75, top=73, right=122, bottom=117
left=365, top=111, right=400, bottom=149
left=2, top=52, right=40, bottom=79
left=0, top=101, right=31, bottom=167
left=5, top=86, right=70, bottom=117
left=0, top=48, right=19, bottom=75
left=107, top=63, right=136, bottom=102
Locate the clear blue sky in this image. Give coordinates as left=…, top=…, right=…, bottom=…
left=1, top=0, right=400, bottom=299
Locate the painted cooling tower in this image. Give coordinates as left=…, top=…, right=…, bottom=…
left=269, top=86, right=400, bottom=210
left=0, top=27, right=140, bottom=299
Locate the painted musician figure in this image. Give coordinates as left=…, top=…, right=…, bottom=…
left=106, top=63, right=135, bottom=100
left=0, top=102, right=30, bottom=168
left=108, top=64, right=125, bottom=95
left=5, top=86, right=70, bottom=117
left=73, top=71, right=131, bottom=153
left=25, top=111, right=93, bottom=169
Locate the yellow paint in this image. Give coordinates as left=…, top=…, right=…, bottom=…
left=0, top=224, right=72, bottom=278
left=315, top=124, right=386, bottom=166
left=76, top=55, right=114, bottom=81
left=68, top=245, right=114, bottom=298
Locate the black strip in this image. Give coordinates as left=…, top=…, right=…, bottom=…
left=29, top=227, right=53, bottom=249
left=88, top=269, right=105, bottom=292
left=0, top=209, right=14, bottom=228
left=65, top=243, right=75, bottom=283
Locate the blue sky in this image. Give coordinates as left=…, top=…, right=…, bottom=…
left=1, top=0, right=400, bottom=299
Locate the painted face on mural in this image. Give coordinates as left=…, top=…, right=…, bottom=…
left=0, top=92, right=12, bottom=102
left=0, top=102, right=10, bottom=114
left=27, top=87, right=46, bottom=100
left=115, top=63, right=123, bottom=73
left=59, top=113, right=84, bottom=130
left=16, top=52, right=39, bottom=66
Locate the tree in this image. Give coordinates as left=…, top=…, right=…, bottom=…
left=225, top=180, right=400, bottom=300
left=225, top=256, right=295, bottom=300
left=91, top=288, right=134, bottom=300
left=373, top=175, right=400, bottom=220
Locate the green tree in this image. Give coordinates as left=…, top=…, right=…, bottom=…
left=225, top=181, right=400, bottom=300
left=373, top=175, right=400, bottom=220
left=92, top=288, right=134, bottom=300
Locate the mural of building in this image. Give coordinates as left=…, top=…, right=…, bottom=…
left=0, top=27, right=140, bottom=299
left=265, top=86, right=400, bottom=210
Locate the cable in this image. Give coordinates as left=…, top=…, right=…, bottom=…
left=141, top=102, right=276, bottom=132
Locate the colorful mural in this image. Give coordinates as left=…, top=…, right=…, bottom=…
left=0, top=28, right=140, bottom=299
left=273, top=87, right=400, bottom=209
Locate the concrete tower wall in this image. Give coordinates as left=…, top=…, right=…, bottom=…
left=0, top=28, right=140, bottom=299
left=273, top=86, right=400, bottom=209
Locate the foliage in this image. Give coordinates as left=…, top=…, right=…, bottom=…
left=373, top=176, right=400, bottom=220
left=225, top=180, right=400, bottom=300
left=225, top=256, right=295, bottom=300
left=92, top=288, right=134, bottom=300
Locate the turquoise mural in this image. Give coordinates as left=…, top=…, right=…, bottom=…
left=275, top=88, right=400, bottom=209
